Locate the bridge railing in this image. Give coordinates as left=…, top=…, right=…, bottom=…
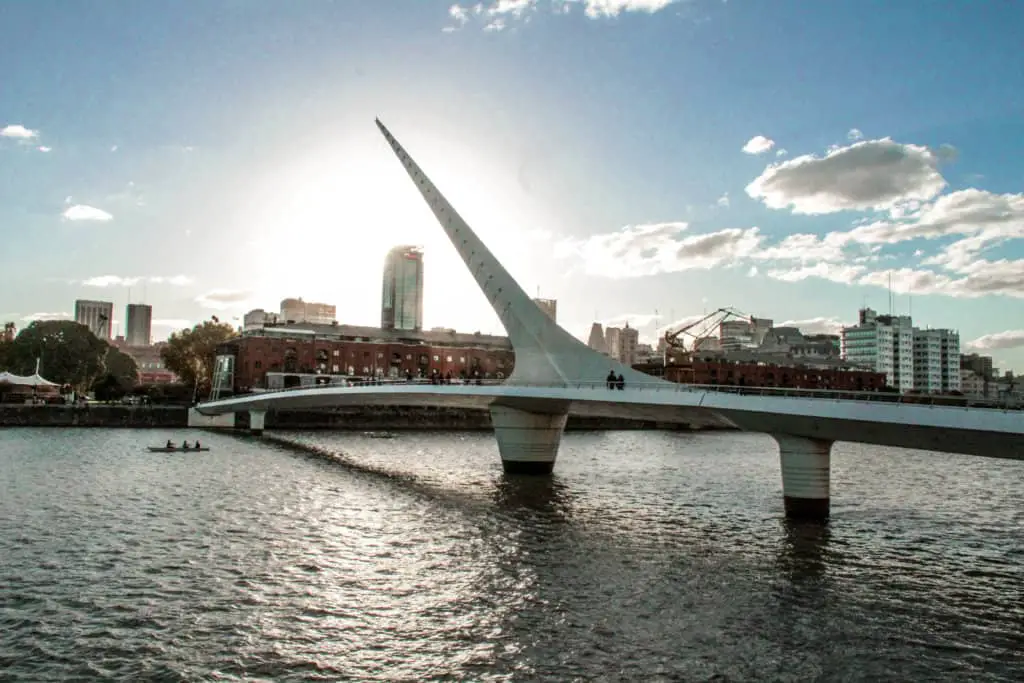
left=209, top=377, right=1020, bottom=411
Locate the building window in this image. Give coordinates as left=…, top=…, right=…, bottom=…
left=333, top=350, right=339, bottom=357
left=446, top=356, right=452, bottom=362
left=406, top=354, right=412, bottom=360
left=433, top=355, right=439, bottom=362
left=460, top=356, right=465, bottom=363
left=332, top=364, right=339, bottom=373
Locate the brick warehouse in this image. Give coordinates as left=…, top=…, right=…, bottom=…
left=633, top=358, right=887, bottom=391
left=216, top=323, right=515, bottom=393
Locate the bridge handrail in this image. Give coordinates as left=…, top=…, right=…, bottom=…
left=204, top=377, right=1020, bottom=411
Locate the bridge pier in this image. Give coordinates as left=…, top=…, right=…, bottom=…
left=490, top=405, right=568, bottom=475
left=249, top=410, right=267, bottom=436
left=774, top=434, right=833, bottom=521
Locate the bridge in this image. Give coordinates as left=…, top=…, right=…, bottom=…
left=197, top=119, right=1024, bottom=520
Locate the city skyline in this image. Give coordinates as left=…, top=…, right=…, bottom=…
left=2, top=1, right=1023, bottom=372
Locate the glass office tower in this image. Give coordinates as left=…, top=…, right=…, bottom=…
left=381, top=245, right=424, bottom=331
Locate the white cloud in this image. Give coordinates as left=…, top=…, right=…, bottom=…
left=37, top=146, right=52, bottom=153
left=775, top=148, right=787, bottom=158
left=149, top=275, right=193, bottom=286
left=778, top=316, right=848, bottom=335
left=446, top=0, right=680, bottom=29
left=767, top=262, right=867, bottom=285
left=857, top=262, right=1024, bottom=300
left=967, top=330, right=1024, bottom=351
left=82, top=274, right=193, bottom=288
left=558, top=222, right=763, bottom=278
left=1, top=124, right=38, bottom=139
left=716, top=192, right=730, bottom=208
left=847, top=128, right=864, bottom=141
left=849, top=189, right=1024, bottom=259
left=62, top=204, right=113, bottom=222
left=83, top=275, right=141, bottom=288
left=751, top=232, right=851, bottom=263
left=575, top=0, right=679, bottom=18
left=746, top=138, right=947, bottom=215
left=22, top=312, right=71, bottom=322
left=195, top=289, right=252, bottom=310
left=742, top=135, right=775, bottom=155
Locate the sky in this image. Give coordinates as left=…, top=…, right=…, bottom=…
left=2, top=0, right=1023, bottom=372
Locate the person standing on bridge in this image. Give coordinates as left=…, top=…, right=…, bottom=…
left=607, top=370, right=617, bottom=389
left=617, top=373, right=625, bottom=390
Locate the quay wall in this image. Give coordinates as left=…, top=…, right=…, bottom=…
left=0, top=404, right=707, bottom=431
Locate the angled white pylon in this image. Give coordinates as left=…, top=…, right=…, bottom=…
left=376, top=118, right=662, bottom=388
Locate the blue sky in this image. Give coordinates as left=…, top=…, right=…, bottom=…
left=2, top=0, right=1023, bottom=372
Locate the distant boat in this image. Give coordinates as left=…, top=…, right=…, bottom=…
left=364, top=432, right=396, bottom=439
left=147, top=446, right=211, bottom=453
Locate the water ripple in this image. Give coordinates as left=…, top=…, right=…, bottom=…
left=0, top=427, right=1021, bottom=681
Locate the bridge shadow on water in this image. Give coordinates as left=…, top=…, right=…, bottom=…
left=256, top=432, right=578, bottom=529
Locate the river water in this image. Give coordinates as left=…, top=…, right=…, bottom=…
left=0, top=428, right=1021, bottom=681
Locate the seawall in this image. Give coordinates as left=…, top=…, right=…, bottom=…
left=0, top=405, right=187, bottom=428
left=0, top=404, right=710, bottom=431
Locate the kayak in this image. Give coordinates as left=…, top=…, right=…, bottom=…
left=147, top=446, right=211, bottom=452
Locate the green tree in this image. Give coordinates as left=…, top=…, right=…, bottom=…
left=90, top=346, right=139, bottom=399
left=103, top=346, right=139, bottom=388
left=6, top=320, right=108, bottom=390
left=160, top=320, right=236, bottom=397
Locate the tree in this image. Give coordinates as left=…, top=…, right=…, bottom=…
left=103, top=346, right=139, bottom=388
left=160, top=321, right=236, bottom=397
left=91, top=346, right=139, bottom=400
left=6, top=320, right=108, bottom=390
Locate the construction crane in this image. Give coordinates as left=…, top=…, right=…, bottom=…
left=662, top=307, right=754, bottom=357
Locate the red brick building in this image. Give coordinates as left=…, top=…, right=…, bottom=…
left=216, top=323, right=515, bottom=394
left=636, top=357, right=887, bottom=391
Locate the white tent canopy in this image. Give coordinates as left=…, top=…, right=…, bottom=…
left=0, top=371, right=59, bottom=387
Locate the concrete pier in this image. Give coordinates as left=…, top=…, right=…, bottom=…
left=249, top=410, right=267, bottom=436
left=489, top=405, right=568, bottom=475
left=774, top=434, right=833, bottom=520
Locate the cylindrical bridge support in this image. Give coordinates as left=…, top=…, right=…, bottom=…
left=249, top=410, right=267, bottom=436
left=773, top=434, right=833, bottom=521
left=489, top=405, right=568, bottom=475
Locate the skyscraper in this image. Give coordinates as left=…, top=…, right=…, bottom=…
left=381, top=245, right=424, bottom=331
left=75, top=299, right=113, bottom=340
left=125, top=303, right=153, bottom=346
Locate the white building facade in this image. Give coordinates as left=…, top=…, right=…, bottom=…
left=841, top=308, right=914, bottom=392
left=913, top=328, right=960, bottom=393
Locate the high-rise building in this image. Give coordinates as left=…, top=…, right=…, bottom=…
left=533, top=298, right=557, bottom=323
left=75, top=299, right=114, bottom=340
left=605, top=323, right=639, bottom=366
left=841, top=307, right=914, bottom=392
left=381, top=245, right=424, bottom=331
left=125, top=303, right=153, bottom=346
left=280, top=298, right=336, bottom=325
left=960, top=353, right=994, bottom=379
left=912, top=328, right=960, bottom=393
left=719, top=317, right=773, bottom=351
left=587, top=323, right=607, bottom=354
